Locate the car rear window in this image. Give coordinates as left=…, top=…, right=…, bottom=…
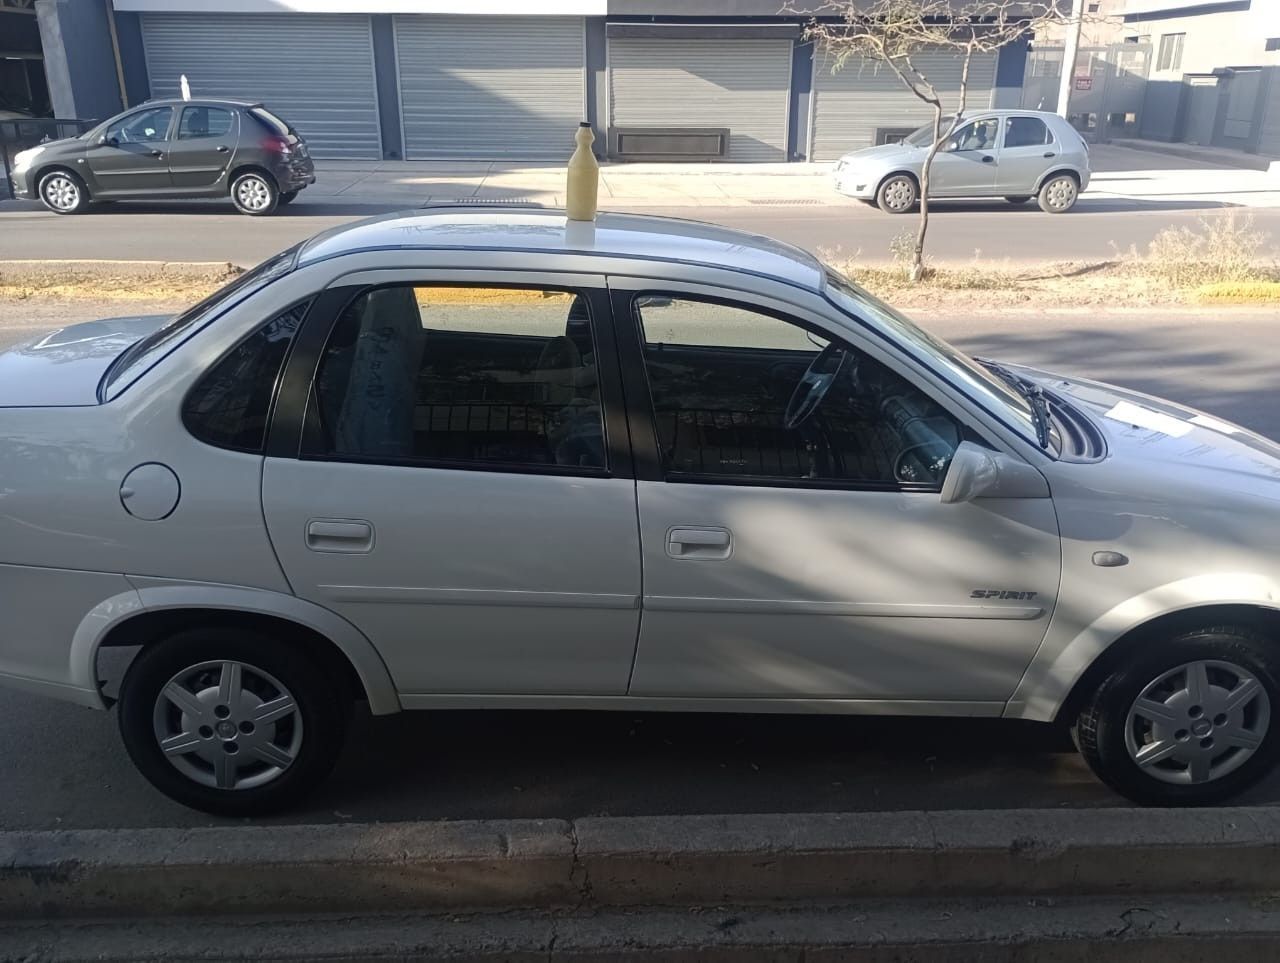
left=249, top=107, right=292, bottom=137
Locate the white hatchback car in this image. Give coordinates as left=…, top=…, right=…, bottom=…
left=2, top=210, right=1277, bottom=815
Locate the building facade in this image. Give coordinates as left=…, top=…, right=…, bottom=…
left=13, top=0, right=1033, bottom=163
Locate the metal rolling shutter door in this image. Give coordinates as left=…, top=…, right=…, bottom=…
left=608, top=39, right=791, bottom=162
left=140, top=13, right=381, bottom=160
left=395, top=15, right=585, bottom=160
left=809, top=50, right=997, bottom=161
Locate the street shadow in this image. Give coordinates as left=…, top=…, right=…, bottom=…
left=900, top=197, right=1236, bottom=215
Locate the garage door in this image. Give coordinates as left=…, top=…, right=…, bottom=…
left=395, top=15, right=585, bottom=160
left=809, top=50, right=997, bottom=161
left=608, top=39, right=792, bottom=162
left=140, top=13, right=381, bottom=160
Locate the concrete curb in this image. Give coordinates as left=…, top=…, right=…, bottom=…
left=2, top=807, right=1278, bottom=919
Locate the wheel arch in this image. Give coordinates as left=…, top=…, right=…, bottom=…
left=227, top=163, right=279, bottom=194
left=877, top=169, right=920, bottom=193
left=73, top=585, right=401, bottom=716
left=34, top=164, right=91, bottom=199
left=1035, top=166, right=1083, bottom=192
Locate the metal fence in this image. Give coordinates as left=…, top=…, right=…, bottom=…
left=1, top=118, right=98, bottom=200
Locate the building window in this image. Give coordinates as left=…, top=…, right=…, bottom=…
left=1157, top=33, right=1185, bottom=72
left=1266, top=38, right=1280, bottom=52
left=1087, top=2, right=1099, bottom=11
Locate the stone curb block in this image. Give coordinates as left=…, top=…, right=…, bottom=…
left=1, top=808, right=1278, bottom=919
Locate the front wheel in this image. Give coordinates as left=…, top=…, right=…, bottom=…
left=38, top=170, right=89, bottom=214
left=1037, top=174, right=1079, bottom=213
left=1076, top=625, right=1280, bottom=806
left=875, top=174, right=917, bottom=214
left=118, top=628, right=349, bottom=815
left=231, top=171, right=280, bottom=216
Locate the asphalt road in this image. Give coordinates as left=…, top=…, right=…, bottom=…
left=4, top=196, right=1280, bottom=267
left=0, top=307, right=1277, bottom=830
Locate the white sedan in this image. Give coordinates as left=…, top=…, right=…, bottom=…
left=1, top=210, right=1277, bottom=814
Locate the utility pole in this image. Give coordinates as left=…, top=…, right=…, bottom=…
left=1056, top=0, right=1084, bottom=118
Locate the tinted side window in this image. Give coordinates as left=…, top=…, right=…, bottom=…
left=949, top=118, right=998, bottom=151
left=306, top=285, right=605, bottom=472
left=183, top=301, right=308, bottom=453
left=635, top=296, right=961, bottom=489
left=178, top=106, right=234, bottom=139
left=107, top=106, right=173, bottom=144
left=1004, top=116, right=1051, bottom=148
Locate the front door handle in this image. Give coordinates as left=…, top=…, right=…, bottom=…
left=306, top=519, right=374, bottom=553
left=667, top=527, right=732, bottom=560
left=215, top=145, right=230, bottom=153
left=149, top=149, right=164, bottom=158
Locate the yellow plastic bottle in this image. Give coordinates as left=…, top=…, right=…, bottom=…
left=566, top=122, right=599, bottom=222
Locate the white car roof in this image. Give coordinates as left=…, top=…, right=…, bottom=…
left=297, top=209, right=827, bottom=293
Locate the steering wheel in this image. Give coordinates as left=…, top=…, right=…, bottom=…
left=784, top=343, right=848, bottom=431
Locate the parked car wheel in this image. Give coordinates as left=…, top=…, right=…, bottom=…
left=1076, top=625, right=1280, bottom=806
left=278, top=190, right=299, bottom=206
left=1004, top=196, right=1032, bottom=205
left=118, top=627, right=349, bottom=816
left=875, top=174, right=917, bottom=214
left=37, top=169, right=89, bottom=214
left=1037, top=174, right=1079, bottom=213
left=231, top=171, right=280, bottom=216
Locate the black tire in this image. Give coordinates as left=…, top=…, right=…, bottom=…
left=118, top=628, right=349, bottom=816
left=875, top=174, right=918, bottom=214
left=1005, top=195, right=1032, bottom=205
left=37, top=169, right=90, bottom=214
left=1076, top=624, right=1280, bottom=806
left=1037, top=173, right=1079, bottom=213
left=230, top=170, right=280, bottom=216
left=278, top=190, right=299, bottom=205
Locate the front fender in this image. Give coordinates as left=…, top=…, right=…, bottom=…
left=69, top=581, right=402, bottom=715
left=1005, top=572, right=1280, bottom=722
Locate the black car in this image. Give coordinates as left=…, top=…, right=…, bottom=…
left=9, top=98, right=316, bottom=216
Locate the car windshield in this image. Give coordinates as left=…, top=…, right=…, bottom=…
left=902, top=117, right=954, bottom=147
left=822, top=266, right=1052, bottom=450
left=100, top=245, right=301, bottom=399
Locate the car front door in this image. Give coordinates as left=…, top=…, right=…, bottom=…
left=994, top=115, right=1056, bottom=196
left=928, top=117, right=1000, bottom=196
left=261, top=273, right=642, bottom=700
left=613, top=281, right=1062, bottom=707
left=84, top=106, right=175, bottom=195
left=168, top=105, right=239, bottom=191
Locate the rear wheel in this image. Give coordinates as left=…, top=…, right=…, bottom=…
left=118, top=628, right=349, bottom=815
left=231, top=171, right=280, bottom=216
left=875, top=174, right=917, bottom=214
left=38, top=170, right=89, bottom=214
left=1037, top=174, right=1079, bottom=213
left=1076, top=625, right=1280, bottom=806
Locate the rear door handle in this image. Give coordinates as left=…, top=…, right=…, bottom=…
left=981, top=155, right=995, bottom=163
left=667, top=527, right=732, bottom=560
left=215, top=145, right=230, bottom=153
left=1043, top=151, right=1057, bottom=158
left=306, top=519, right=374, bottom=553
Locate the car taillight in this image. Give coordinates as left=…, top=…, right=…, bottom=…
left=263, top=134, right=293, bottom=156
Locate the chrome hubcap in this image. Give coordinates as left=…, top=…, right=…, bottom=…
left=43, top=175, right=79, bottom=210
left=153, top=660, right=303, bottom=791
left=882, top=178, right=914, bottom=211
left=235, top=176, right=272, bottom=211
left=1125, top=659, right=1270, bottom=785
left=1046, top=178, right=1076, bottom=210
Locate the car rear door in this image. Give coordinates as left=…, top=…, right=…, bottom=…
left=260, top=270, right=643, bottom=700
left=168, top=105, right=239, bottom=191
left=84, top=106, right=175, bottom=195
left=611, top=278, right=1062, bottom=707
left=993, top=115, right=1057, bottom=196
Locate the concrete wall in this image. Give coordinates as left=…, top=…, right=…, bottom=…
left=1124, top=3, right=1279, bottom=78
left=1256, top=67, right=1280, bottom=156
left=35, top=0, right=124, bottom=121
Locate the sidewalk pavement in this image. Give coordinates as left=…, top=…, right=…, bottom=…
left=306, top=144, right=1280, bottom=209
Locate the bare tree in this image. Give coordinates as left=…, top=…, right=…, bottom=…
left=793, top=1, right=1071, bottom=281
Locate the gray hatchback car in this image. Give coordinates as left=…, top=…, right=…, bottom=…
left=833, top=109, right=1091, bottom=214
left=9, top=98, right=316, bottom=216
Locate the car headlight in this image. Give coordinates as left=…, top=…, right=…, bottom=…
left=12, top=146, right=44, bottom=174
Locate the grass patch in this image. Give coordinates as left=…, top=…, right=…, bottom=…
left=1197, top=281, right=1280, bottom=304
left=0, top=262, right=240, bottom=303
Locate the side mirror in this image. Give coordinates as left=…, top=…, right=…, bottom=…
left=940, top=441, right=1050, bottom=504
left=100, top=134, right=118, bottom=147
